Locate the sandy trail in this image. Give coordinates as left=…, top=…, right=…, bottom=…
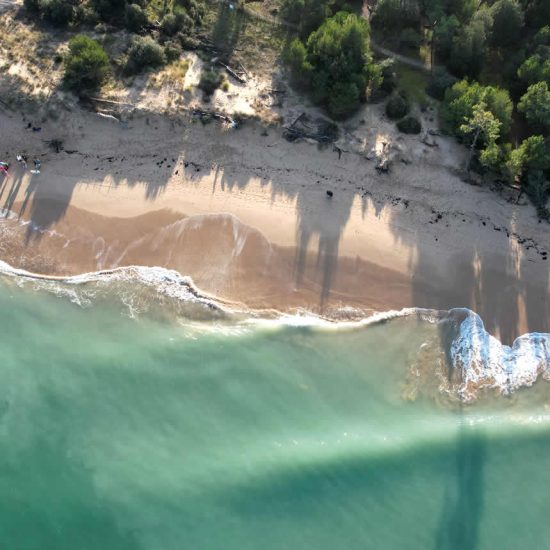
left=0, top=106, right=548, bottom=342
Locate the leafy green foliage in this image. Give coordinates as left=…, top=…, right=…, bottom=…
left=426, top=70, right=458, bottom=100
left=199, top=69, right=223, bottom=95
left=91, top=0, right=127, bottom=22
left=534, top=25, right=550, bottom=45
left=397, top=115, right=422, bottom=133
left=490, top=0, right=524, bottom=48
left=281, top=0, right=352, bottom=38
left=372, top=0, right=421, bottom=31
left=125, top=36, right=166, bottom=75
left=444, top=80, right=513, bottom=137
left=517, top=51, right=550, bottom=87
left=518, top=81, right=550, bottom=129
left=508, top=135, right=550, bottom=177
left=285, top=12, right=380, bottom=118
left=434, top=15, right=461, bottom=60
left=448, top=9, right=492, bottom=78
left=385, top=93, right=410, bottom=119
left=63, top=34, right=110, bottom=93
left=125, top=3, right=147, bottom=32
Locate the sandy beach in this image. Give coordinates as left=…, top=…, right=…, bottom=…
left=0, top=105, right=549, bottom=343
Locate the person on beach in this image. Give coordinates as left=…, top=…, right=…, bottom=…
left=16, top=154, right=28, bottom=169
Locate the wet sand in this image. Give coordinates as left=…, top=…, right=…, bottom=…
left=0, top=108, right=548, bottom=342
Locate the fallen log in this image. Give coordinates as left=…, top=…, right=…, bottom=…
left=217, top=61, right=246, bottom=83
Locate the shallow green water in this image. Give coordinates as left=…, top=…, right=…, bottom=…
left=1, top=277, right=550, bottom=549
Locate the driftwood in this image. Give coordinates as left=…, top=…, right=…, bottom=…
left=283, top=113, right=338, bottom=144
left=89, top=97, right=134, bottom=107
left=217, top=60, right=246, bottom=83
left=192, top=108, right=237, bottom=126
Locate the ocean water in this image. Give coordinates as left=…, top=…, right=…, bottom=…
left=1, top=266, right=550, bottom=549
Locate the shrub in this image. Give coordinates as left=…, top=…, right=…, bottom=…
left=444, top=80, right=513, bottom=137
left=535, top=25, right=550, bottom=46
left=399, top=27, right=422, bottom=49
left=161, top=8, right=192, bottom=36
left=125, top=36, right=166, bottom=74
left=125, top=3, right=147, bottom=32
left=199, top=69, right=223, bottom=95
left=42, top=0, right=74, bottom=26
left=490, top=0, right=524, bottom=48
left=164, top=41, right=182, bottom=63
left=426, top=70, right=458, bottom=100
left=385, top=93, right=409, bottom=119
left=397, top=115, right=422, bottom=134
left=91, top=0, right=127, bottom=22
left=161, top=13, right=180, bottom=36
left=63, top=35, right=110, bottom=93
left=23, top=0, right=41, bottom=13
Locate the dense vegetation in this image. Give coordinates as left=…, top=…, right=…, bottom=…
left=63, top=34, right=110, bottom=92
left=26, top=0, right=206, bottom=79
left=283, top=9, right=381, bottom=117
left=367, top=0, right=550, bottom=217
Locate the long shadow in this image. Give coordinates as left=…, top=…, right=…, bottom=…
left=435, top=409, right=485, bottom=550
left=210, top=1, right=248, bottom=62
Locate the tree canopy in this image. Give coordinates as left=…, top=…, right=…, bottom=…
left=63, top=35, right=110, bottom=93
left=284, top=11, right=380, bottom=118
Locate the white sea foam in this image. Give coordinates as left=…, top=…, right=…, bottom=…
left=449, top=308, right=550, bottom=400
left=0, top=259, right=548, bottom=398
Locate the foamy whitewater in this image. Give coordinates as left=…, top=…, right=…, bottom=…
left=1, top=259, right=550, bottom=548
left=0, top=259, right=548, bottom=401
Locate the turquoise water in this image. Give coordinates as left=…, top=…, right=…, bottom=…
left=1, top=272, right=550, bottom=549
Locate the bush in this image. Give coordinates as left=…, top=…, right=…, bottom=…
left=491, top=0, right=524, bottom=48
left=23, top=0, right=41, bottom=13
left=125, top=36, right=166, bottom=75
left=91, top=0, right=127, bottom=22
left=164, top=41, right=182, bottom=63
left=42, top=0, right=74, bottom=26
left=125, top=3, right=147, bottom=32
left=385, top=93, right=409, bottom=119
left=426, top=70, right=458, bottom=100
left=399, top=27, right=422, bottom=49
left=161, top=8, right=192, bottom=36
left=535, top=25, right=550, bottom=46
left=199, top=69, right=223, bottom=95
left=64, top=35, right=110, bottom=93
left=397, top=115, right=422, bottom=134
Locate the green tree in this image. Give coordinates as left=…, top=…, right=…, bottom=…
left=434, top=15, right=461, bottom=61
left=444, top=80, right=513, bottom=136
left=448, top=11, right=492, bottom=77
left=63, top=35, right=110, bottom=93
left=508, top=134, right=550, bottom=178
left=125, top=3, right=147, bottom=32
left=287, top=12, right=379, bottom=117
left=91, top=0, right=127, bottom=22
left=42, top=0, right=74, bottom=26
left=460, top=102, right=501, bottom=172
left=518, top=81, right=550, bottom=129
left=125, top=36, right=166, bottom=75
left=373, top=0, right=421, bottom=31
left=491, top=0, right=524, bottom=48
left=283, top=38, right=312, bottom=86
left=534, top=25, right=550, bottom=45
left=517, top=52, right=550, bottom=86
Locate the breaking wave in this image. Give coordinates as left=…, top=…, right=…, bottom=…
left=0, top=259, right=548, bottom=400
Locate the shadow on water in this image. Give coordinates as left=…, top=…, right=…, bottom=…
left=435, top=409, right=485, bottom=550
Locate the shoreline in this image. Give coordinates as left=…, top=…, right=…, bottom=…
left=0, top=107, right=549, bottom=343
